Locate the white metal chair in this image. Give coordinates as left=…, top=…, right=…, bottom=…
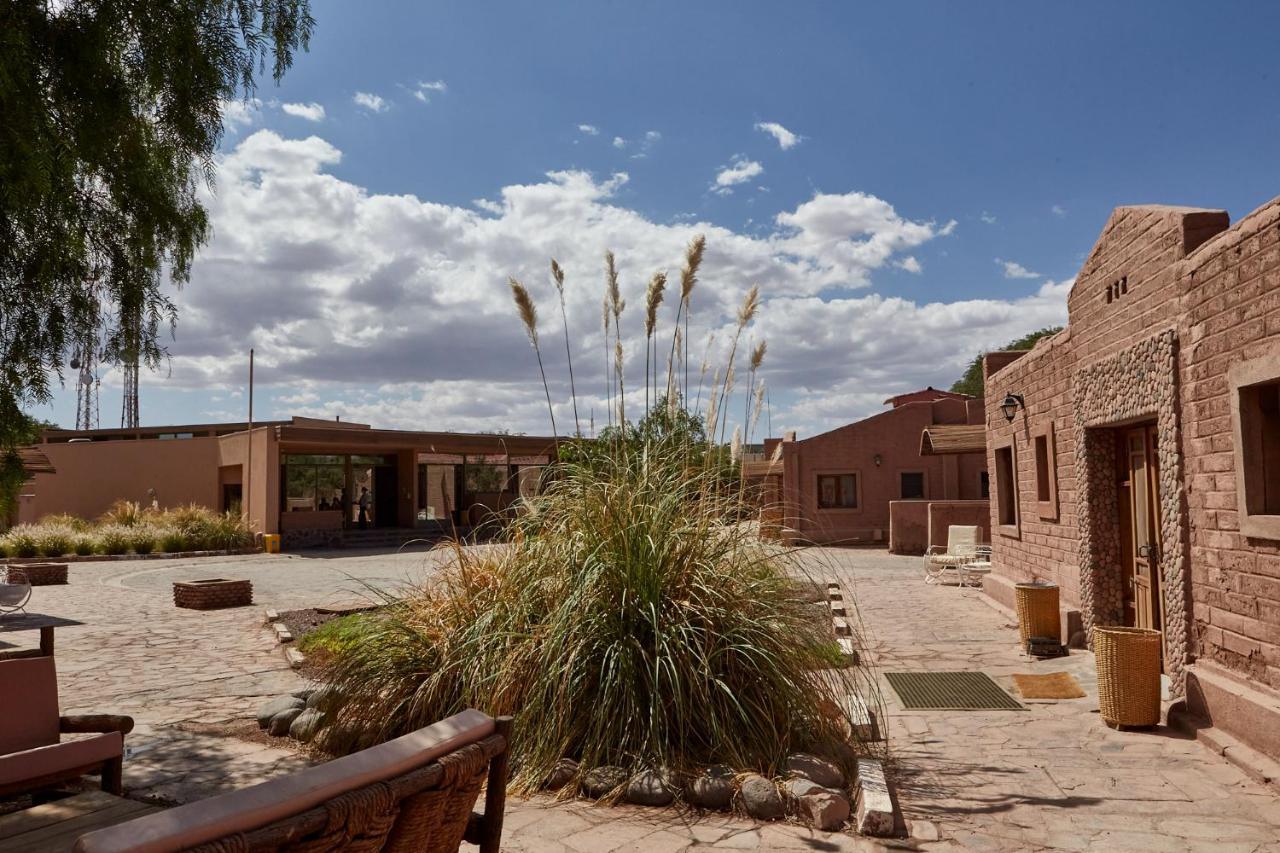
left=0, top=567, right=32, bottom=617
left=923, top=525, right=986, bottom=586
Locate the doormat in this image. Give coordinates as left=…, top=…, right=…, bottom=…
left=1011, top=672, right=1085, bottom=700
left=884, top=671, right=1023, bottom=710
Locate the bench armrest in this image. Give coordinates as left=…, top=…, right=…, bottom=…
left=60, top=714, right=135, bottom=735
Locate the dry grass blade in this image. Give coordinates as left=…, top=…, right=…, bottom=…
left=750, top=340, right=767, bottom=372
left=509, top=277, right=539, bottom=345
left=644, top=272, right=666, bottom=337
left=737, top=284, right=761, bottom=328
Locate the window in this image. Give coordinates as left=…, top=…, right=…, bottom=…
left=1032, top=422, right=1058, bottom=519
left=1232, top=356, right=1280, bottom=539
left=994, top=441, right=1018, bottom=533
left=282, top=454, right=345, bottom=512
left=979, top=471, right=990, bottom=499
left=817, top=473, right=858, bottom=509
left=900, top=471, right=925, bottom=499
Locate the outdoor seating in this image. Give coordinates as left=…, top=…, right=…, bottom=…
left=923, top=525, right=989, bottom=587
left=0, top=656, right=133, bottom=799
left=73, top=709, right=513, bottom=853
left=0, top=567, right=31, bottom=616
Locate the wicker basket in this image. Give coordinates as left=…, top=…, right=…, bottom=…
left=1094, top=626, right=1163, bottom=727
left=1015, top=581, right=1060, bottom=645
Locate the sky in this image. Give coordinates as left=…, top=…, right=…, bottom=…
left=34, top=1, right=1280, bottom=439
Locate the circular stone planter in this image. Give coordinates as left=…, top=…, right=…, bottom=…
left=173, top=578, right=253, bottom=610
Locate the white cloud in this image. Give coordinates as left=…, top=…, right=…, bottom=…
left=1051, top=204, right=1067, bottom=217
left=612, top=136, right=626, bottom=149
left=713, top=157, right=764, bottom=194
left=220, top=97, right=262, bottom=131
left=281, top=102, right=326, bottom=122
left=644, top=130, right=662, bottom=144
left=996, top=258, right=1040, bottom=279
left=411, top=80, right=447, bottom=103
left=896, top=256, right=923, bottom=274
left=145, top=129, right=1059, bottom=438
left=353, top=92, right=389, bottom=113
left=980, top=211, right=997, bottom=224
left=578, top=124, right=599, bottom=136
left=755, top=121, right=801, bottom=150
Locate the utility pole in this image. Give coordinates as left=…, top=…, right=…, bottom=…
left=245, top=349, right=254, bottom=525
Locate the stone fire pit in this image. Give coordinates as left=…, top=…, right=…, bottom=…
left=173, top=578, right=253, bottom=610
left=5, top=562, right=68, bottom=586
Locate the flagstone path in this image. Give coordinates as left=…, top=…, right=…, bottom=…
left=6, top=547, right=1278, bottom=850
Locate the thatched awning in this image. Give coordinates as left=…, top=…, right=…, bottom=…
left=16, top=446, right=55, bottom=475
left=742, top=458, right=782, bottom=478
left=919, top=424, right=986, bottom=456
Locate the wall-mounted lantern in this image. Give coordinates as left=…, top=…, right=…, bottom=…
left=1000, top=393, right=1025, bottom=423
left=873, top=453, right=882, bottom=467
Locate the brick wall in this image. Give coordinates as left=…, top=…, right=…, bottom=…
left=985, top=199, right=1280, bottom=695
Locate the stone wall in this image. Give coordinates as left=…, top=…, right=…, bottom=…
left=984, top=197, right=1280, bottom=717
left=888, top=501, right=929, bottom=555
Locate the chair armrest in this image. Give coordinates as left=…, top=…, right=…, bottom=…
left=60, top=714, right=135, bottom=735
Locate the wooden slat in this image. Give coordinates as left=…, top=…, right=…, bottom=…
left=919, top=424, right=986, bottom=456
left=0, top=795, right=157, bottom=853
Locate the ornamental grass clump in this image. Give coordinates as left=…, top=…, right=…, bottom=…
left=315, top=238, right=879, bottom=802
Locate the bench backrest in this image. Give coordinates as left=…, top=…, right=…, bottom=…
left=74, top=709, right=509, bottom=853
left=0, top=656, right=60, bottom=755
left=946, top=525, right=980, bottom=556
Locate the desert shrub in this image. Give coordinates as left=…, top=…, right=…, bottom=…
left=159, top=531, right=187, bottom=553
left=316, top=239, right=879, bottom=799
left=36, top=525, right=75, bottom=557
left=297, top=613, right=379, bottom=664
left=38, top=513, right=90, bottom=532
left=100, top=499, right=145, bottom=527
left=204, top=511, right=254, bottom=550
left=72, top=535, right=94, bottom=556
left=96, top=524, right=131, bottom=555
left=1, top=525, right=39, bottom=558
left=128, top=524, right=160, bottom=554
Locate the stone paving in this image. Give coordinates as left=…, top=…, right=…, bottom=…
left=5, top=547, right=1279, bottom=850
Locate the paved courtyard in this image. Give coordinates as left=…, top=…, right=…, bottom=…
left=5, top=547, right=1279, bottom=851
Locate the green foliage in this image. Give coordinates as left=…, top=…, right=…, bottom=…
left=0, top=1, right=313, bottom=466
left=0, top=413, right=55, bottom=527
left=297, top=613, right=379, bottom=661
left=950, top=326, right=1063, bottom=398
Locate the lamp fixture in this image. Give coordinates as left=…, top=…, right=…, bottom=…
left=873, top=453, right=882, bottom=467
left=1000, top=393, right=1025, bottom=423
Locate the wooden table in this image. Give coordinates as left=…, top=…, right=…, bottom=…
left=0, top=613, right=81, bottom=659
left=0, top=791, right=159, bottom=852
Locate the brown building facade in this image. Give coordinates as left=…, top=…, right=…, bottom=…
left=776, top=390, right=988, bottom=544
left=21, top=417, right=557, bottom=549
left=983, top=198, right=1280, bottom=767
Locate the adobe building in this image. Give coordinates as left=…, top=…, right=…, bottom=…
left=772, top=388, right=988, bottom=545
left=19, top=416, right=557, bottom=549
left=982, top=198, right=1280, bottom=768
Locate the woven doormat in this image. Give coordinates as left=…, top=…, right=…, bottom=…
left=885, top=671, right=1023, bottom=710
left=1011, top=671, right=1086, bottom=699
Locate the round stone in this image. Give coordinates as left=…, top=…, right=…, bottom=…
left=289, top=708, right=327, bottom=743
left=268, top=706, right=304, bottom=736
left=688, top=765, right=734, bottom=810
left=625, top=769, right=673, bottom=806
left=256, top=696, right=304, bottom=729
left=738, top=774, right=784, bottom=821
left=784, top=753, right=844, bottom=789
left=799, top=790, right=850, bottom=831
left=544, top=758, right=579, bottom=791
left=306, top=685, right=341, bottom=711
left=580, top=766, right=628, bottom=799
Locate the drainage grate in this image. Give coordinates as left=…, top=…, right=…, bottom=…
left=884, top=671, right=1024, bottom=710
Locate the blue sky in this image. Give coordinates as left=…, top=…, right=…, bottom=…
left=35, top=1, right=1280, bottom=437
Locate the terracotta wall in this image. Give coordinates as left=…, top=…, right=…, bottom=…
left=19, top=438, right=222, bottom=523
left=888, top=501, right=929, bottom=554
left=927, top=501, right=991, bottom=551
left=782, top=398, right=986, bottom=544
left=217, top=427, right=279, bottom=534
left=982, top=198, right=1280, bottom=760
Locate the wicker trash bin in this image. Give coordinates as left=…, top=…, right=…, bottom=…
left=1015, top=581, right=1060, bottom=645
left=1094, top=626, right=1162, bottom=727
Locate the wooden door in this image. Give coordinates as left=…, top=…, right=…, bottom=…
left=1125, top=427, right=1163, bottom=635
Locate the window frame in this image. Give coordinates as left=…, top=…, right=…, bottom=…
left=814, top=470, right=861, bottom=512
left=898, top=470, right=927, bottom=500
left=1230, top=354, right=1280, bottom=539
left=979, top=470, right=990, bottom=499
left=1032, top=421, right=1059, bottom=520
left=993, top=437, right=1020, bottom=538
